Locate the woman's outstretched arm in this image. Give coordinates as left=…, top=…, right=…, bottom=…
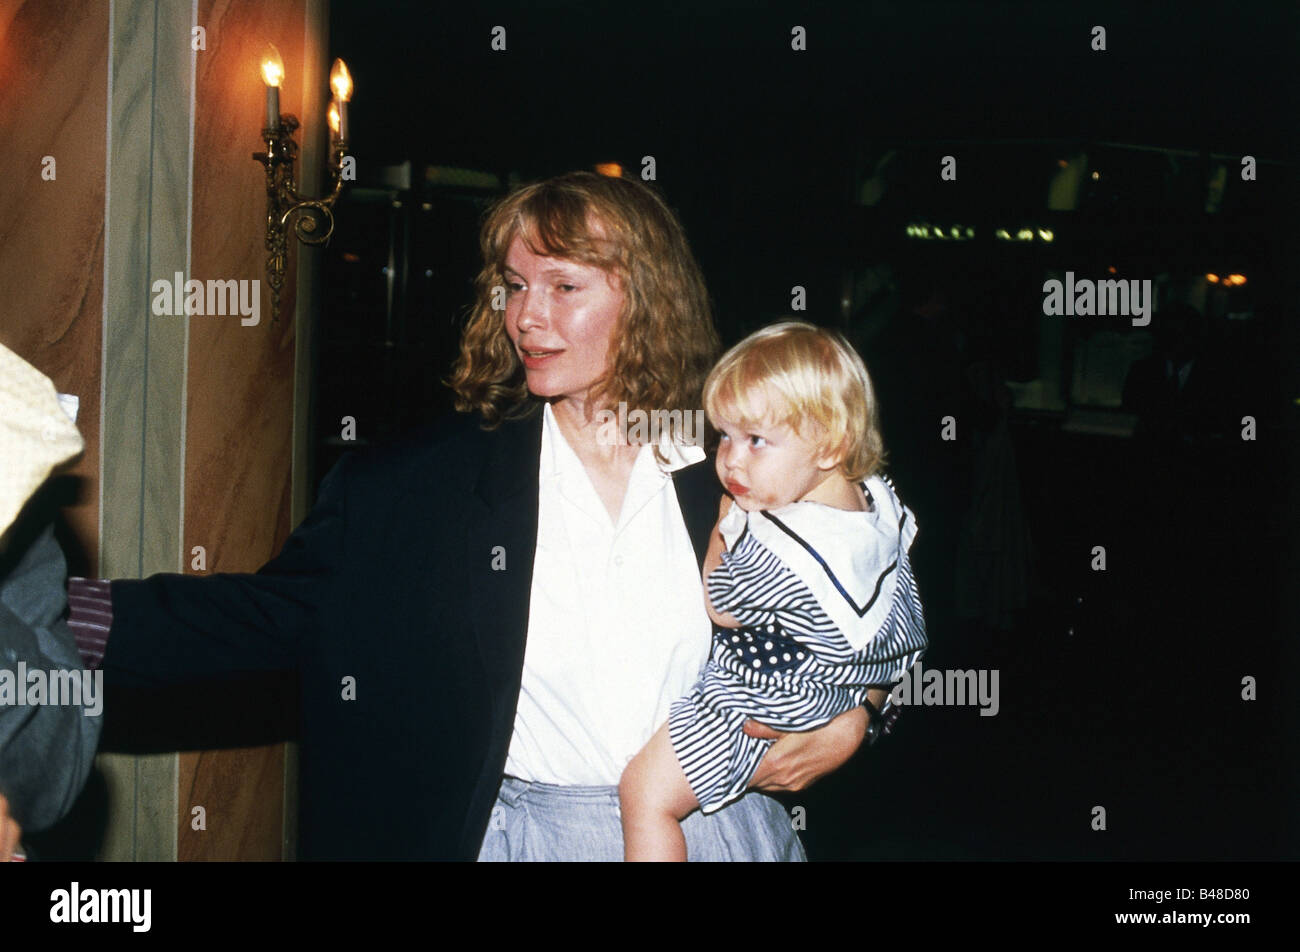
left=100, top=453, right=354, bottom=688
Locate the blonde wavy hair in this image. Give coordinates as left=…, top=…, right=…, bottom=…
left=448, top=171, right=719, bottom=439
left=703, top=321, right=887, bottom=482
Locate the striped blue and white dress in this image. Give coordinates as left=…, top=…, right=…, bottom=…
left=668, top=473, right=928, bottom=813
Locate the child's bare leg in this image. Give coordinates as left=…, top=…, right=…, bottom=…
left=619, top=723, right=700, bottom=861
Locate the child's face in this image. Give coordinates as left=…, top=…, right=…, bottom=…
left=713, top=390, right=839, bottom=512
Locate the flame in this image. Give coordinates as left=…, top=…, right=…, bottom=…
left=261, top=44, right=284, bottom=87
left=328, top=102, right=340, bottom=135
left=330, top=59, right=353, bottom=101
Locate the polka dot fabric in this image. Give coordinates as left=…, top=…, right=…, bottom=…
left=669, top=486, right=928, bottom=813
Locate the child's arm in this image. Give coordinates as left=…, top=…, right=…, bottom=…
left=702, top=496, right=742, bottom=628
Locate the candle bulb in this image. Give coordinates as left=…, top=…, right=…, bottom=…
left=261, top=44, right=284, bottom=130
left=329, top=58, right=352, bottom=143
left=328, top=102, right=340, bottom=144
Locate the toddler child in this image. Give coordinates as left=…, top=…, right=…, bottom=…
left=618, top=321, right=928, bottom=861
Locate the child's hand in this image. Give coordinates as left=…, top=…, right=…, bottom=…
left=744, top=707, right=868, bottom=793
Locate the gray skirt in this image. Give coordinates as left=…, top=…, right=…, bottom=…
left=477, top=776, right=806, bottom=862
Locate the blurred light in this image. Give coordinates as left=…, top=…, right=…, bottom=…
left=330, top=59, right=353, bottom=102
left=1016, top=228, right=1034, bottom=241
left=1057, top=159, right=1069, bottom=168
left=905, top=223, right=977, bottom=240
left=1106, top=266, right=1117, bottom=274
left=1091, top=171, right=1100, bottom=180
left=995, top=228, right=1011, bottom=241
left=341, top=252, right=361, bottom=263
left=327, top=102, right=340, bottom=135
left=594, top=163, right=623, bottom=178
left=1038, top=229, right=1054, bottom=242
left=260, top=45, right=284, bottom=87
left=1206, top=273, right=1220, bottom=283
left=1226, top=273, right=1247, bottom=286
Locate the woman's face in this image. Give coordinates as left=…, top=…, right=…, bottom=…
left=502, top=233, right=625, bottom=409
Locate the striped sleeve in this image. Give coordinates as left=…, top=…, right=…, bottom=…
left=707, top=534, right=811, bottom=628
left=66, top=577, right=112, bottom=671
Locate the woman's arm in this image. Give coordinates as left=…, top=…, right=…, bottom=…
left=102, top=453, right=354, bottom=688
left=743, top=690, right=889, bottom=793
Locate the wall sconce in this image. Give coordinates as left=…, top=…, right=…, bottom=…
left=252, top=45, right=354, bottom=323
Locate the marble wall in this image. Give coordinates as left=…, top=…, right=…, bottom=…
left=0, top=0, right=107, bottom=573
left=179, top=0, right=325, bottom=862
left=0, top=0, right=326, bottom=860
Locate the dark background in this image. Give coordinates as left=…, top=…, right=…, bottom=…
left=314, top=0, right=1297, bottom=860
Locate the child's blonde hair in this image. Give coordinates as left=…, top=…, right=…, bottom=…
left=703, top=321, right=885, bottom=481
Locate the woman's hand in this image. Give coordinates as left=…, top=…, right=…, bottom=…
left=745, top=705, right=868, bottom=793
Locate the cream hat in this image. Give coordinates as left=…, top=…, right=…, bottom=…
left=0, top=342, right=84, bottom=539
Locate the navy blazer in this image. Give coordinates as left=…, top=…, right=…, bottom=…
left=104, top=407, right=722, bottom=860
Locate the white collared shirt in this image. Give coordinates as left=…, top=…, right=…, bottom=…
left=503, top=403, right=712, bottom=785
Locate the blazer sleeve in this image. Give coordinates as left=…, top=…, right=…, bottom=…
left=102, top=453, right=353, bottom=688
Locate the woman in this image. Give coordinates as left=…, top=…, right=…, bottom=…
left=95, top=171, right=879, bottom=860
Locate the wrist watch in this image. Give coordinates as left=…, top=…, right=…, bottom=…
left=863, top=697, right=900, bottom=746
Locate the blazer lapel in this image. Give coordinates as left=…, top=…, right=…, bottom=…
left=672, top=455, right=721, bottom=573
left=465, top=413, right=717, bottom=682
left=466, top=408, right=545, bottom=693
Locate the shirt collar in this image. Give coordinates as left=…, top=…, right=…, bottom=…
left=541, top=402, right=706, bottom=480
left=653, top=427, right=706, bottom=474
